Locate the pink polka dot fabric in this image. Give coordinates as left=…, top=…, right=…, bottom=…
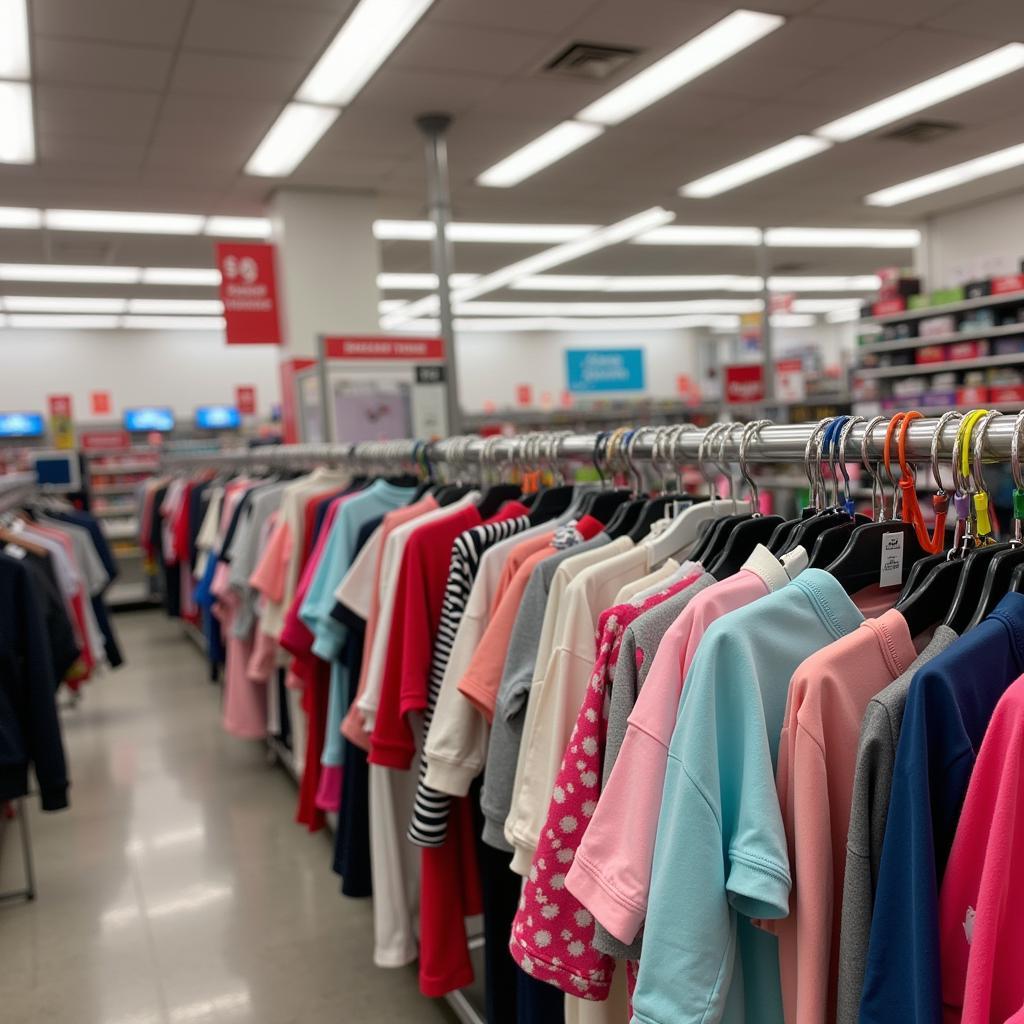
left=508, top=573, right=700, bottom=1000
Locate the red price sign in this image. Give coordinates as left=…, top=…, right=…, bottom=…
left=515, top=384, right=533, bottom=407
left=47, top=394, right=72, bottom=418
left=215, top=242, right=283, bottom=345
left=725, top=364, right=765, bottom=404
left=90, top=390, right=112, bottom=415
left=235, top=385, right=257, bottom=415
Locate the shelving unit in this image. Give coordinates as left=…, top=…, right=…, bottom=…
left=862, top=287, right=1024, bottom=324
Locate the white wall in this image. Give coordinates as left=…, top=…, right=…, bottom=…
left=0, top=329, right=281, bottom=422
left=921, top=191, right=1024, bottom=286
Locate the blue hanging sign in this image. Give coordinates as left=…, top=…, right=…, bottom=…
left=566, top=348, right=645, bottom=392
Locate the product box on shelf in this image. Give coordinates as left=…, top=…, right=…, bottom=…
left=964, top=280, right=992, bottom=299
left=881, top=322, right=917, bottom=341
left=947, top=340, right=990, bottom=361
left=989, top=385, right=1024, bottom=404
left=991, top=273, right=1024, bottom=294
left=992, top=335, right=1024, bottom=355
left=921, top=389, right=959, bottom=407
left=872, top=297, right=906, bottom=316
left=908, top=294, right=930, bottom=311
left=915, top=346, right=947, bottom=364
left=919, top=314, right=957, bottom=337
left=961, top=308, right=996, bottom=330
left=930, top=286, right=966, bottom=306
left=956, top=385, right=989, bottom=405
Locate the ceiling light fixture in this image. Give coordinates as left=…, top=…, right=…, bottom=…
left=764, top=227, right=921, bottom=248
left=817, top=44, right=1024, bottom=142
left=578, top=9, right=783, bottom=126
left=141, top=268, right=222, bottom=286
left=770, top=312, right=816, bottom=327
left=387, top=314, right=746, bottom=333
left=0, top=206, right=40, bottom=228
left=6, top=314, right=121, bottom=329
left=450, top=298, right=763, bottom=316
left=681, top=135, right=831, bottom=198
left=126, top=299, right=224, bottom=315
left=297, top=0, right=434, bottom=106
left=0, top=264, right=141, bottom=284
left=865, top=140, right=1024, bottom=206
left=377, top=272, right=478, bottom=289
left=204, top=216, right=272, bottom=238
left=0, top=81, right=34, bottom=163
left=44, top=209, right=205, bottom=234
left=632, top=225, right=763, bottom=245
left=244, top=102, right=339, bottom=177
left=121, top=316, right=226, bottom=331
left=476, top=10, right=783, bottom=187
left=826, top=306, right=866, bottom=323
left=768, top=274, right=879, bottom=291
left=791, top=297, right=863, bottom=313
left=2, top=296, right=128, bottom=313
left=0, top=0, right=30, bottom=80
left=477, top=121, right=604, bottom=188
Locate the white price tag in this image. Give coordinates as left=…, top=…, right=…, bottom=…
left=879, top=532, right=905, bottom=588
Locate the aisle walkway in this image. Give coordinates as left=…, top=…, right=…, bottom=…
left=0, top=611, right=453, bottom=1024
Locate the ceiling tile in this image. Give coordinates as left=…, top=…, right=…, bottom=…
left=32, top=0, right=193, bottom=46
left=355, top=67, right=502, bottom=119
left=33, top=37, right=174, bottom=92
left=37, top=134, right=149, bottom=167
left=182, top=0, right=342, bottom=59
left=807, top=0, right=962, bottom=26
left=150, top=94, right=283, bottom=153
left=925, top=0, right=1024, bottom=37
left=168, top=50, right=307, bottom=99
left=34, top=84, right=162, bottom=143
left=389, top=22, right=555, bottom=78
left=431, top=0, right=598, bottom=35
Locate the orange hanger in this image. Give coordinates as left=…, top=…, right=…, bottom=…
left=894, top=410, right=948, bottom=553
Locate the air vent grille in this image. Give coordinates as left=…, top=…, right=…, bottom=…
left=544, top=42, right=640, bottom=80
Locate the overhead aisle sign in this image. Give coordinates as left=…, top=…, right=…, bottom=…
left=566, top=349, right=645, bottom=392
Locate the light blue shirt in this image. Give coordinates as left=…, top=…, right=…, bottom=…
left=632, top=569, right=865, bottom=1024
left=299, top=480, right=417, bottom=767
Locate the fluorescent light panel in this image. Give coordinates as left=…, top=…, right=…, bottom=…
left=389, top=314, right=745, bottom=333
left=817, top=44, right=1024, bottom=142
left=769, top=274, right=879, bottom=291
left=204, top=216, right=271, bottom=238
left=377, top=272, right=477, bottom=289
left=0, top=81, right=34, bottom=164
left=127, top=299, right=224, bottom=314
left=142, top=267, right=221, bottom=286
left=0, top=206, right=40, bottom=228
left=682, top=135, right=831, bottom=198
left=452, top=298, right=762, bottom=316
left=45, top=209, right=205, bottom=234
left=297, top=0, right=434, bottom=105
left=2, top=296, right=127, bottom=313
left=0, top=0, right=30, bottom=79
left=6, top=314, right=120, bottom=329
left=764, top=227, right=921, bottom=248
left=245, top=103, right=339, bottom=177
left=373, top=220, right=599, bottom=242
left=0, top=264, right=140, bottom=284
left=122, top=316, right=225, bottom=330
left=577, top=10, right=783, bottom=126
left=865, top=140, right=1024, bottom=206
left=633, top=225, right=762, bottom=245
left=476, top=121, right=604, bottom=188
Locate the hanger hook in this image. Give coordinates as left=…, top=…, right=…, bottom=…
left=930, top=411, right=962, bottom=495
left=826, top=415, right=849, bottom=507
left=698, top=423, right=725, bottom=500
left=804, top=417, right=832, bottom=508
left=971, top=409, right=1002, bottom=504
left=716, top=422, right=744, bottom=506
left=859, top=415, right=887, bottom=520
left=739, top=419, right=769, bottom=514
left=836, top=415, right=863, bottom=512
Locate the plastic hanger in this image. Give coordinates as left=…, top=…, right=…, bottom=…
left=824, top=413, right=932, bottom=594
left=707, top=421, right=785, bottom=579
left=970, top=410, right=1024, bottom=627
left=896, top=410, right=950, bottom=554
left=621, top=427, right=692, bottom=542
left=688, top=424, right=751, bottom=564
left=472, top=435, right=523, bottom=518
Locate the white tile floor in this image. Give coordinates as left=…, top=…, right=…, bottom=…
left=0, top=610, right=454, bottom=1023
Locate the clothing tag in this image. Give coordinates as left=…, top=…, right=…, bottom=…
left=671, top=499, right=691, bottom=518
left=879, top=531, right=904, bottom=588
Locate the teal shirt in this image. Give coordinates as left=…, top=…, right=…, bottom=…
left=300, top=480, right=417, bottom=767
left=632, top=569, right=865, bottom=1024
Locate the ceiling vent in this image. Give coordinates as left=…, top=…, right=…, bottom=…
left=544, top=42, right=640, bottom=80
left=882, top=119, right=960, bottom=144
left=47, top=238, right=113, bottom=263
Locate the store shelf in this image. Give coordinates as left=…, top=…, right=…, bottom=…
left=865, top=288, right=1024, bottom=325
left=853, top=351, right=1024, bottom=380
left=88, top=461, right=159, bottom=475
left=90, top=483, right=142, bottom=495
left=858, top=321, right=1024, bottom=354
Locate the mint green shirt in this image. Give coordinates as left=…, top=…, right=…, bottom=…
left=632, top=570, right=866, bottom=1024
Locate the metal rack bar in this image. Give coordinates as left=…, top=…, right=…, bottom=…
left=160, top=416, right=1024, bottom=471
left=0, top=799, right=37, bottom=904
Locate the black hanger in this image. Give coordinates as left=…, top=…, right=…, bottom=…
left=707, top=513, right=785, bottom=580
left=603, top=498, right=645, bottom=539
left=781, top=508, right=847, bottom=557
left=410, top=478, right=435, bottom=503
left=580, top=487, right=631, bottom=525
left=433, top=483, right=473, bottom=506
left=767, top=507, right=819, bottom=555
left=476, top=483, right=523, bottom=520
left=627, top=494, right=688, bottom=543
left=1011, top=561, right=1024, bottom=593
left=966, top=543, right=1024, bottom=629
left=824, top=517, right=932, bottom=595
left=943, top=542, right=1012, bottom=633
left=385, top=472, right=420, bottom=489
left=806, top=514, right=872, bottom=569
left=526, top=484, right=575, bottom=525
left=896, top=557, right=965, bottom=637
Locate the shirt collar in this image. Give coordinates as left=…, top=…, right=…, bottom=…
left=740, top=543, right=791, bottom=592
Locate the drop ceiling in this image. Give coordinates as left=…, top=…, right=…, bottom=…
left=4, top=0, right=1024, bottom=308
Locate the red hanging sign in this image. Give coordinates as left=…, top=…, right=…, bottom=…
left=90, top=390, right=112, bottom=416
left=322, top=336, right=444, bottom=360
left=80, top=430, right=130, bottom=450
left=235, top=385, right=257, bottom=416
left=215, top=242, right=283, bottom=345
left=725, top=364, right=765, bottom=404
left=769, top=292, right=795, bottom=313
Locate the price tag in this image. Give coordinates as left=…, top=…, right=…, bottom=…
left=879, top=532, right=905, bottom=588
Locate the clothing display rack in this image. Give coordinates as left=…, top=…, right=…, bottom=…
left=158, top=413, right=1024, bottom=1024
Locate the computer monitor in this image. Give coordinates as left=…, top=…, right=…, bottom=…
left=32, top=450, right=82, bottom=491
left=195, top=405, right=241, bottom=430
left=0, top=411, right=45, bottom=437
left=124, top=407, right=175, bottom=432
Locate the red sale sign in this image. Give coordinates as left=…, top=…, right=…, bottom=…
left=90, top=390, right=112, bottom=416
left=235, top=385, right=257, bottom=415
left=47, top=394, right=72, bottom=418
left=322, top=336, right=444, bottom=360
left=515, top=384, right=533, bottom=407
left=215, top=243, right=283, bottom=345
left=725, top=364, right=765, bottom=404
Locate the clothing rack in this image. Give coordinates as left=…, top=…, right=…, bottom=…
left=160, top=415, right=1024, bottom=472
left=0, top=472, right=38, bottom=903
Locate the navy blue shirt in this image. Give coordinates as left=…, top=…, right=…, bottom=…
left=859, top=592, right=1024, bottom=1023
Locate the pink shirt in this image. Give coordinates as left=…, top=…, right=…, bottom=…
left=939, top=675, right=1024, bottom=1024
left=509, top=575, right=700, bottom=1000
left=769, top=609, right=921, bottom=1024
left=566, top=547, right=792, bottom=945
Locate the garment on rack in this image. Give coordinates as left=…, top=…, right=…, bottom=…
left=859, top=592, right=1024, bottom=1024
left=22, top=550, right=81, bottom=682
left=0, top=551, right=69, bottom=810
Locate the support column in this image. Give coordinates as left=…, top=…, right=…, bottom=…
left=757, top=234, right=776, bottom=406
left=417, top=113, right=461, bottom=436
left=270, top=189, right=381, bottom=441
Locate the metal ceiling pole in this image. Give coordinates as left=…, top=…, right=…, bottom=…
left=757, top=231, right=776, bottom=406
left=416, top=113, right=461, bottom=436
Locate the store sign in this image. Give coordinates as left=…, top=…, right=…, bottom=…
left=676, top=373, right=702, bottom=406
left=565, top=348, right=645, bottom=392
left=235, top=385, right=257, bottom=416
left=769, top=293, right=795, bottom=314
left=80, top=429, right=130, bottom=450
left=90, top=390, right=112, bottom=416
left=322, top=336, right=445, bottom=360
left=725, top=364, right=765, bottom=404
left=47, top=394, right=75, bottom=450
left=560, top=390, right=573, bottom=409
left=515, top=384, right=533, bottom=407
left=278, top=357, right=314, bottom=444
left=215, top=242, right=282, bottom=345
left=774, top=358, right=806, bottom=402
left=740, top=313, right=763, bottom=353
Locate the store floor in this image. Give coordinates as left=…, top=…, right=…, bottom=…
left=0, top=610, right=454, bottom=1024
